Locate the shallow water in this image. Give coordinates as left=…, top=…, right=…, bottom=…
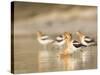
left=14, top=35, right=97, bottom=74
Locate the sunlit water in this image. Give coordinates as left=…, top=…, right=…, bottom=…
left=14, top=35, right=97, bottom=74
left=38, top=47, right=97, bottom=72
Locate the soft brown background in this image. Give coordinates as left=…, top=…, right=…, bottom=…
left=13, top=2, right=97, bottom=74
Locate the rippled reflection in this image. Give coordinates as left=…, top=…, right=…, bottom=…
left=38, top=46, right=97, bottom=72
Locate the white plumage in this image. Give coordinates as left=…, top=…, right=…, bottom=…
left=53, top=35, right=65, bottom=49
left=76, top=31, right=96, bottom=47
left=36, top=31, right=53, bottom=50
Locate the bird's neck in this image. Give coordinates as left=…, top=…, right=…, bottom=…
left=65, top=39, right=72, bottom=49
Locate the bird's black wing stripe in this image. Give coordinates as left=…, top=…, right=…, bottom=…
left=41, top=38, right=48, bottom=40
left=56, top=39, right=63, bottom=42
left=41, top=36, right=48, bottom=40
left=73, top=40, right=79, bottom=43
left=73, top=44, right=82, bottom=48
left=85, top=36, right=91, bottom=39
left=84, top=39, right=94, bottom=43
left=58, top=35, right=63, bottom=38
left=73, top=43, right=86, bottom=48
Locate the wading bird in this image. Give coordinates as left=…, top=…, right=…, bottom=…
left=76, top=31, right=96, bottom=47
left=36, top=31, right=53, bottom=50
left=61, top=32, right=86, bottom=56
left=53, top=34, right=66, bottom=50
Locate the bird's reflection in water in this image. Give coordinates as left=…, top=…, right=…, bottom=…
left=80, top=47, right=96, bottom=69
left=38, top=49, right=50, bottom=72
left=37, top=47, right=96, bottom=72
left=58, top=54, right=75, bottom=70
left=57, top=52, right=82, bottom=71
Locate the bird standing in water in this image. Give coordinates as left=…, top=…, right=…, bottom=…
left=61, top=32, right=86, bottom=56
left=76, top=31, right=96, bottom=47
left=53, top=34, right=66, bottom=50
left=36, top=31, right=53, bottom=50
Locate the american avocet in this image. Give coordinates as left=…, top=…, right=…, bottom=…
left=62, top=32, right=86, bottom=55
left=76, top=31, right=96, bottom=47
left=36, top=31, right=53, bottom=50
left=53, top=34, right=65, bottom=49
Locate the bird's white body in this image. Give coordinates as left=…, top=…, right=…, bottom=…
left=36, top=31, right=53, bottom=50
left=81, top=36, right=95, bottom=46
left=68, top=40, right=82, bottom=54
left=54, top=41, right=65, bottom=47
left=53, top=35, right=65, bottom=49
left=76, top=31, right=96, bottom=47
left=37, top=35, right=53, bottom=45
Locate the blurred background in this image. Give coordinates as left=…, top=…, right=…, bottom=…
left=12, top=2, right=97, bottom=74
